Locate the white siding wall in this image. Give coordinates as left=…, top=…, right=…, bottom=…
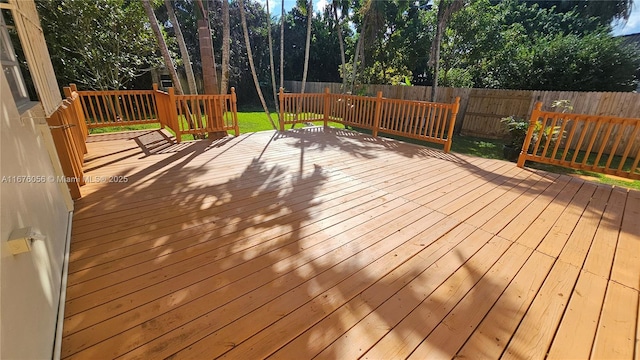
left=1, top=70, right=71, bottom=359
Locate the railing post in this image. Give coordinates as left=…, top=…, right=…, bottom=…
left=444, top=97, right=461, bottom=153
left=518, top=102, right=543, bottom=167
left=279, top=87, right=285, bottom=131
left=372, top=91, right=383, bottom=137
left=168, top=87, right=181, bottom=143
left=323, top=87, right=330, bottom=130
left=231, top=87, right=240, bottom=136
left=70, top=83, right=78, bottom=92
left=152, top=83, right=165, bottom=129
left=63, top=86, right=88, bottom=155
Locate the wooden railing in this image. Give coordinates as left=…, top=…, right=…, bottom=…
left=279, top=91, right=326, bottom=125
left=279, top=87, right=461, bottom=153
left=518, top=102, right=640, bottom=179
left=329, top=92, right=379, bottom=131
left=76, top=86, right=158, bottom=128
left=74, top=84, right=240, bottom=143
left=46, top=86, right=89, bottom=199
left=167, top=88, right=240, bottom=143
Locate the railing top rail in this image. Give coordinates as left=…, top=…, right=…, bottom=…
left=279, top=92, right=325, bottom=97
left=174, top=94, right=234, bottom=100
left=284, top=91, right=459, bottom=108
left=534, top=110, right=640, bottom=122
left=76, top=89, right=156, bottom=95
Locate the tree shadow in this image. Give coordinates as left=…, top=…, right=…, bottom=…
left=60, top=127, right=623, bottom=359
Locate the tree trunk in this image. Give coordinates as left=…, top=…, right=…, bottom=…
left=196, top=0, right=218, bottom=95
left=164, top=0, right=197, bottom=95
left=300, top=0, right=312, bottom=94
left=266, top=0, right=279, bottom=118
left=333, top=1, right=347, bottom=91
left=430, top=0, right=465, bottom=102
left=430, top=21, right=443, bottom=102
left=280, top=0, right=284, bottom=90
left=142, top=0, right=183, bottom=95
left=350, top=30, right=363, bottom=93
left=238, top=0, right=277, bottom=130
left=221, top=0, right=230, bottom=94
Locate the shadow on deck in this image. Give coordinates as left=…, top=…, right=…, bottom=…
left=61, top=128, right=639, bottom=359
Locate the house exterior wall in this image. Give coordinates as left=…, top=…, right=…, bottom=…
left=0, top=69, right=72, bottom=359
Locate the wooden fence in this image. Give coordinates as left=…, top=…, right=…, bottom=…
left=75, top=85, right=240, bottom=143
left=285, top=81, right=640, bottom=156
left=46, top=85, right=89, bottom=199
left=279, top=88, right=461, bottom=153
left=518, top=103, right=640, bottom=179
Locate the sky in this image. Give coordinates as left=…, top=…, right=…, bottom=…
left=261, top=0, right=640, bottom=37
left=612, top=4, right=640, bottom=36
left=256, top=0, right=328, bottom=16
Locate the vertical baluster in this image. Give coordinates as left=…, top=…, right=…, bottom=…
left=433, top=104, right=444, bottom=139
left=580, top=117, right=605, bottom=167
left=550, top=115, right=569, bottom=161
left=592, top=120, right=616, bottom=169
left=531, top=116, right=549, bottom=156
left=617, top=122, right=640, bottom=173
left=561, top=116, right=580, bottom=162
left=571, top=117, right=592, bottom=165
left=93, top=94, right=106, bottom=125
left=540, top=115, right=559, bottom=159
left=605, top=120, right=628, bottom=170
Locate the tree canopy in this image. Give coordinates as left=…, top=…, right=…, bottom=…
left=35, top=0, right=640, bottom=104
left=37, top=0, right=160, bottom=90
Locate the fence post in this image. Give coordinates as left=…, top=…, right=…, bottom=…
left=518, top=102, right=543, bottom=167
left=372, top=91, right=383, bottom=137
left=324, top=87, right=330, bottom=130
left=444, top=97, right=461, bottom=153
left=231, top=87, right=240, bottom=136
left=152, top=83, right=165, bottom=129
left=168, top=87, right=181, bottom=143
left=279, top=87, right=285, bottom=131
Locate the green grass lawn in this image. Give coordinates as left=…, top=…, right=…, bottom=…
left=87, top=111, right=639, bottom=190
left=88, top=109, right=342, bottom=140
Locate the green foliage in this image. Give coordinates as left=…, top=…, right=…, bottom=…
left=444, top=0, right=640, bottom=91
left=35, top=0, right=640, bottom=100
left=37, top=0, right=160, bottom=90
left=501, top=115, right=529, bottom=147
left=438, top=67, right=474, bottom=87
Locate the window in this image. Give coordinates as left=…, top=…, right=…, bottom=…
left=0, top=11, right=29, bottom=107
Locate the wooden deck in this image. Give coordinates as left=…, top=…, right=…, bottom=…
left=61, top=128, right=640, bottom=360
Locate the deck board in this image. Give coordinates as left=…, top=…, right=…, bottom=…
left=61, top=128, right=640, bottom=359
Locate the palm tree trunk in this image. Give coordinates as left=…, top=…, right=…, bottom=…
left=142, top=0, right=183, bottom=95
left=164, top=0, right=197, bottom=95
left=300, top=0, right=312, bottom=94
left=350, top=30, right=363, bottom=93
left=430, top=21, right=443, bottom=102
left=266, top=0, right=279, bottom=118
left=238, top=0, right=277, bottom=130
left=333, top=1, right=347, bottom=91
left=280, top=0, right=284, bottom=90
left=221, top=0, right=230, bottom=94
left=195, top=0, right=219, bottom=95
